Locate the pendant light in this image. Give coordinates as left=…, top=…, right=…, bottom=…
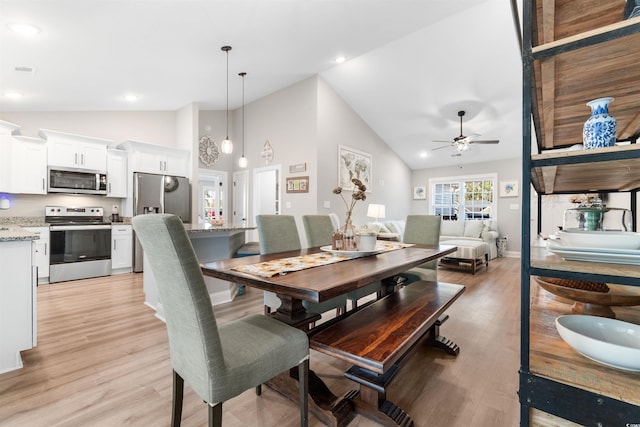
left=238, top=72, right=248, bottom=168
left=220, top=46, right=233, bottom=154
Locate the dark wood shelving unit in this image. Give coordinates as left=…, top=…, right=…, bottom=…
left=520, top=1, right=640, bottom=425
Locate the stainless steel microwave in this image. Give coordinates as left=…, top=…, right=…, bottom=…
left=48, top=167, right=107, bottom=195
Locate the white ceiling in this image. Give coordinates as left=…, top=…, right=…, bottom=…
left=0, top=0, right=523, bottom=170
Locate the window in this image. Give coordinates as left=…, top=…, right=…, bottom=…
left=430, top=174, right=496, bottom=220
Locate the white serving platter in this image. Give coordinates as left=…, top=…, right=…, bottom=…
left=546, top=243, right=640, bottom=266
left=319, top=245, right=385, bottom=258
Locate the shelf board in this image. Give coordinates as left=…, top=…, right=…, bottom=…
left=529, top=283, right=640, bottom=407
left=530, top=0, right=640, bottom=151
left=530, top=144, right=640, bottom=194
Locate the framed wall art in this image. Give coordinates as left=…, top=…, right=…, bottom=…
left=499, top=180, right=519, bottom=197
left=286, top=176, right=309, bottom=193
left=338, top=145, right=372, bottom=192
left=413, top=186, right=426, bottom=200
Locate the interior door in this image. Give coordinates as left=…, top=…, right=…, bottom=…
left=251, top=165, right=281, bottom=241
left=233, top=170, right=248, bottom=227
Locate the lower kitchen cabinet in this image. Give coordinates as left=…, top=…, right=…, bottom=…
left=0, top=239, right=36, bottom=374
left=111, top=224, right=132, bottom=273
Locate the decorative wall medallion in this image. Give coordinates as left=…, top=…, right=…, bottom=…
left=199, top=135, right=220, bottom=167
left=261, top=140, right=274, bottom=165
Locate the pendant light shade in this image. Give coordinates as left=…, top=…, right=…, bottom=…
left=238, top=72, right=248, bottom=168
left=220, top=46, right=233, bottom=154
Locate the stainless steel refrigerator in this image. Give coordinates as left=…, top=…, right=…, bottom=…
left=133, top=172, right=191, bottom=272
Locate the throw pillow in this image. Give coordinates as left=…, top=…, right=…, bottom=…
left=385, top=222, right=399, bottom=233
left=441, top=220, right=464, bottom=236
left=463, top=220, right=484, bottom=238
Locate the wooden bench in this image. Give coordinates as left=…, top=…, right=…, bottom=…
left=309, top=280, right=465, bottom=426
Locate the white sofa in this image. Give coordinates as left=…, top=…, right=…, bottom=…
left=439, top=220, right=499, bottom=260
left=369, top=218, right=499, bottom=260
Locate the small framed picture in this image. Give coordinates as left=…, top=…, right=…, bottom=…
left=500, top=180, right=519, bottom=197
left=286, top=176, right=309, bottom=193
left=413, top=186, right=426, bottom=200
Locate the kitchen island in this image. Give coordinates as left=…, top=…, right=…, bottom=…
left=142, top=223, right=255, bottom=320
left=0, top=226, right=39, bottom=373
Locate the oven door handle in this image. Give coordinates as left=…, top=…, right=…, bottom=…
left=50, top=225, right=112, bottom=231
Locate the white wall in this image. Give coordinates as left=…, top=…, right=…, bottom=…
left=411, top=157, right=522, bottom=255
left=316, top=77, right=412, bottom=228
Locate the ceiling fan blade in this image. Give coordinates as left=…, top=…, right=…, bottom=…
left=432, top=144, right=452, bottom=151
left=470, top=140, right=500, bottom=144
left=432, top=140, right=452, bottom=143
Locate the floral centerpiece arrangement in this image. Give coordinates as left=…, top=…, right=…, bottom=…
left=332, top=178, right=366, bottom=250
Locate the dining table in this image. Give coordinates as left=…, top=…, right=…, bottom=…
left=201, top=242, right=458, bottom=426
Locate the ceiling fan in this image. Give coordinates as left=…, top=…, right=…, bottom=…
left=433, top=110, right=500, bottom=152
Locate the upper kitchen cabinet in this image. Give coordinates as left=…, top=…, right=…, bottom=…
left=0, top=120, right=47, bottom=195
left=40, top=129, right=111, bottom=172
left=117, top=140, right=190, bottom=177
left=106, top=149, right=127, bottom=198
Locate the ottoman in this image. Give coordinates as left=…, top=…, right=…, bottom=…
left=439, top=239, right=489, bottom=275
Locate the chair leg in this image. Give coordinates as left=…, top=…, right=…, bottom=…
left=255, top=384, right=262, bottom=396
left=171, top=370, right=184, bottom=427
left=208, top=402, right=222, bottom=427
left=298, top=358, right=309, bottom=427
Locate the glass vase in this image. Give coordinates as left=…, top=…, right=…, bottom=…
left=342, top=215, right=358, bottom=251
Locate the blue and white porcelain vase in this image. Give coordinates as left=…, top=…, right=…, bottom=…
left=583, top=97, right=617, bottom=149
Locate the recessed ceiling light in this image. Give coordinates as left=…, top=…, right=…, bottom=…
left=124, top=94, right=138, bottom=102
left=8, top=23, right=41, bottom=36
left=419, top=151, right=428, bottom=158
left=335, top=56, right=347, bottom=64
left=4, top=91, right=24, bottom=100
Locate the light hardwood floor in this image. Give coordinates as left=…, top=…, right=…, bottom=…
left=0, top=257, right=521, bottom=427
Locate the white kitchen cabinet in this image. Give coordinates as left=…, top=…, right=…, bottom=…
left=0, top=134, right=47, bottom=195
left=107, top=149, right=128, bottom=198
left=0, top=239, right=36, bottom=374
left=118, top=140, right=189, bottom=177
left=111, top=224, right=132, bottom=273
left=41, top=129, right=111, bottom=171
left=23, top=227, right=50, bottom=283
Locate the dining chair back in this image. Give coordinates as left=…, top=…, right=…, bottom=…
left=302, top=214, right=334, bottom=247
left=402, top=214, right=442, bottom=283
left=133, top=214, right=309, bottom=427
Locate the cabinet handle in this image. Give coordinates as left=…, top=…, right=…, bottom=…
left=44, top=243, right=47, bottom=256
left=109, top=183, right=112, bottom=193
left=160, top=160, right=163, bottom=171
left=81, top=154, right=85, bottom=165
left=42, top=178, right=45, bottom=191
left=113, top=239, right=117, bottom=250
left=75, top=153, right=78, bottom=164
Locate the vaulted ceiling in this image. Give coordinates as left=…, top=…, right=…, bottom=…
left=0, top=0, right=523, bottom=169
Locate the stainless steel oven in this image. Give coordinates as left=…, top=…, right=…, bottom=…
left=46, top=206, right=112, bottom=283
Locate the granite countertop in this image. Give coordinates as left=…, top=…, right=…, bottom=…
left=0, top=226, right=40, bottom=242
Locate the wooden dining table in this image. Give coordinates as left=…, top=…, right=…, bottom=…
left=201, top=243, right=458, bottom=426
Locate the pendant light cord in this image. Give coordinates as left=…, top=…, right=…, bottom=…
left=241, top=72, right=245, bottom=156
left=225, top=49, right=229, bottom=140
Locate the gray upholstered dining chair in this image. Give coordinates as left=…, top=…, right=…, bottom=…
left=257, top=214, right=347, bottom=318
left=302, top=214, right=381, bottom=310
left=401, top=215, right=442, bottom=284
left=132, top=214, right=309, bottom=427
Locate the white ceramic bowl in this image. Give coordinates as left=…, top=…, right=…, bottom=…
left=558, top=230, right=640, bottom=250
left=555, top=315, right=640, bottom=371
